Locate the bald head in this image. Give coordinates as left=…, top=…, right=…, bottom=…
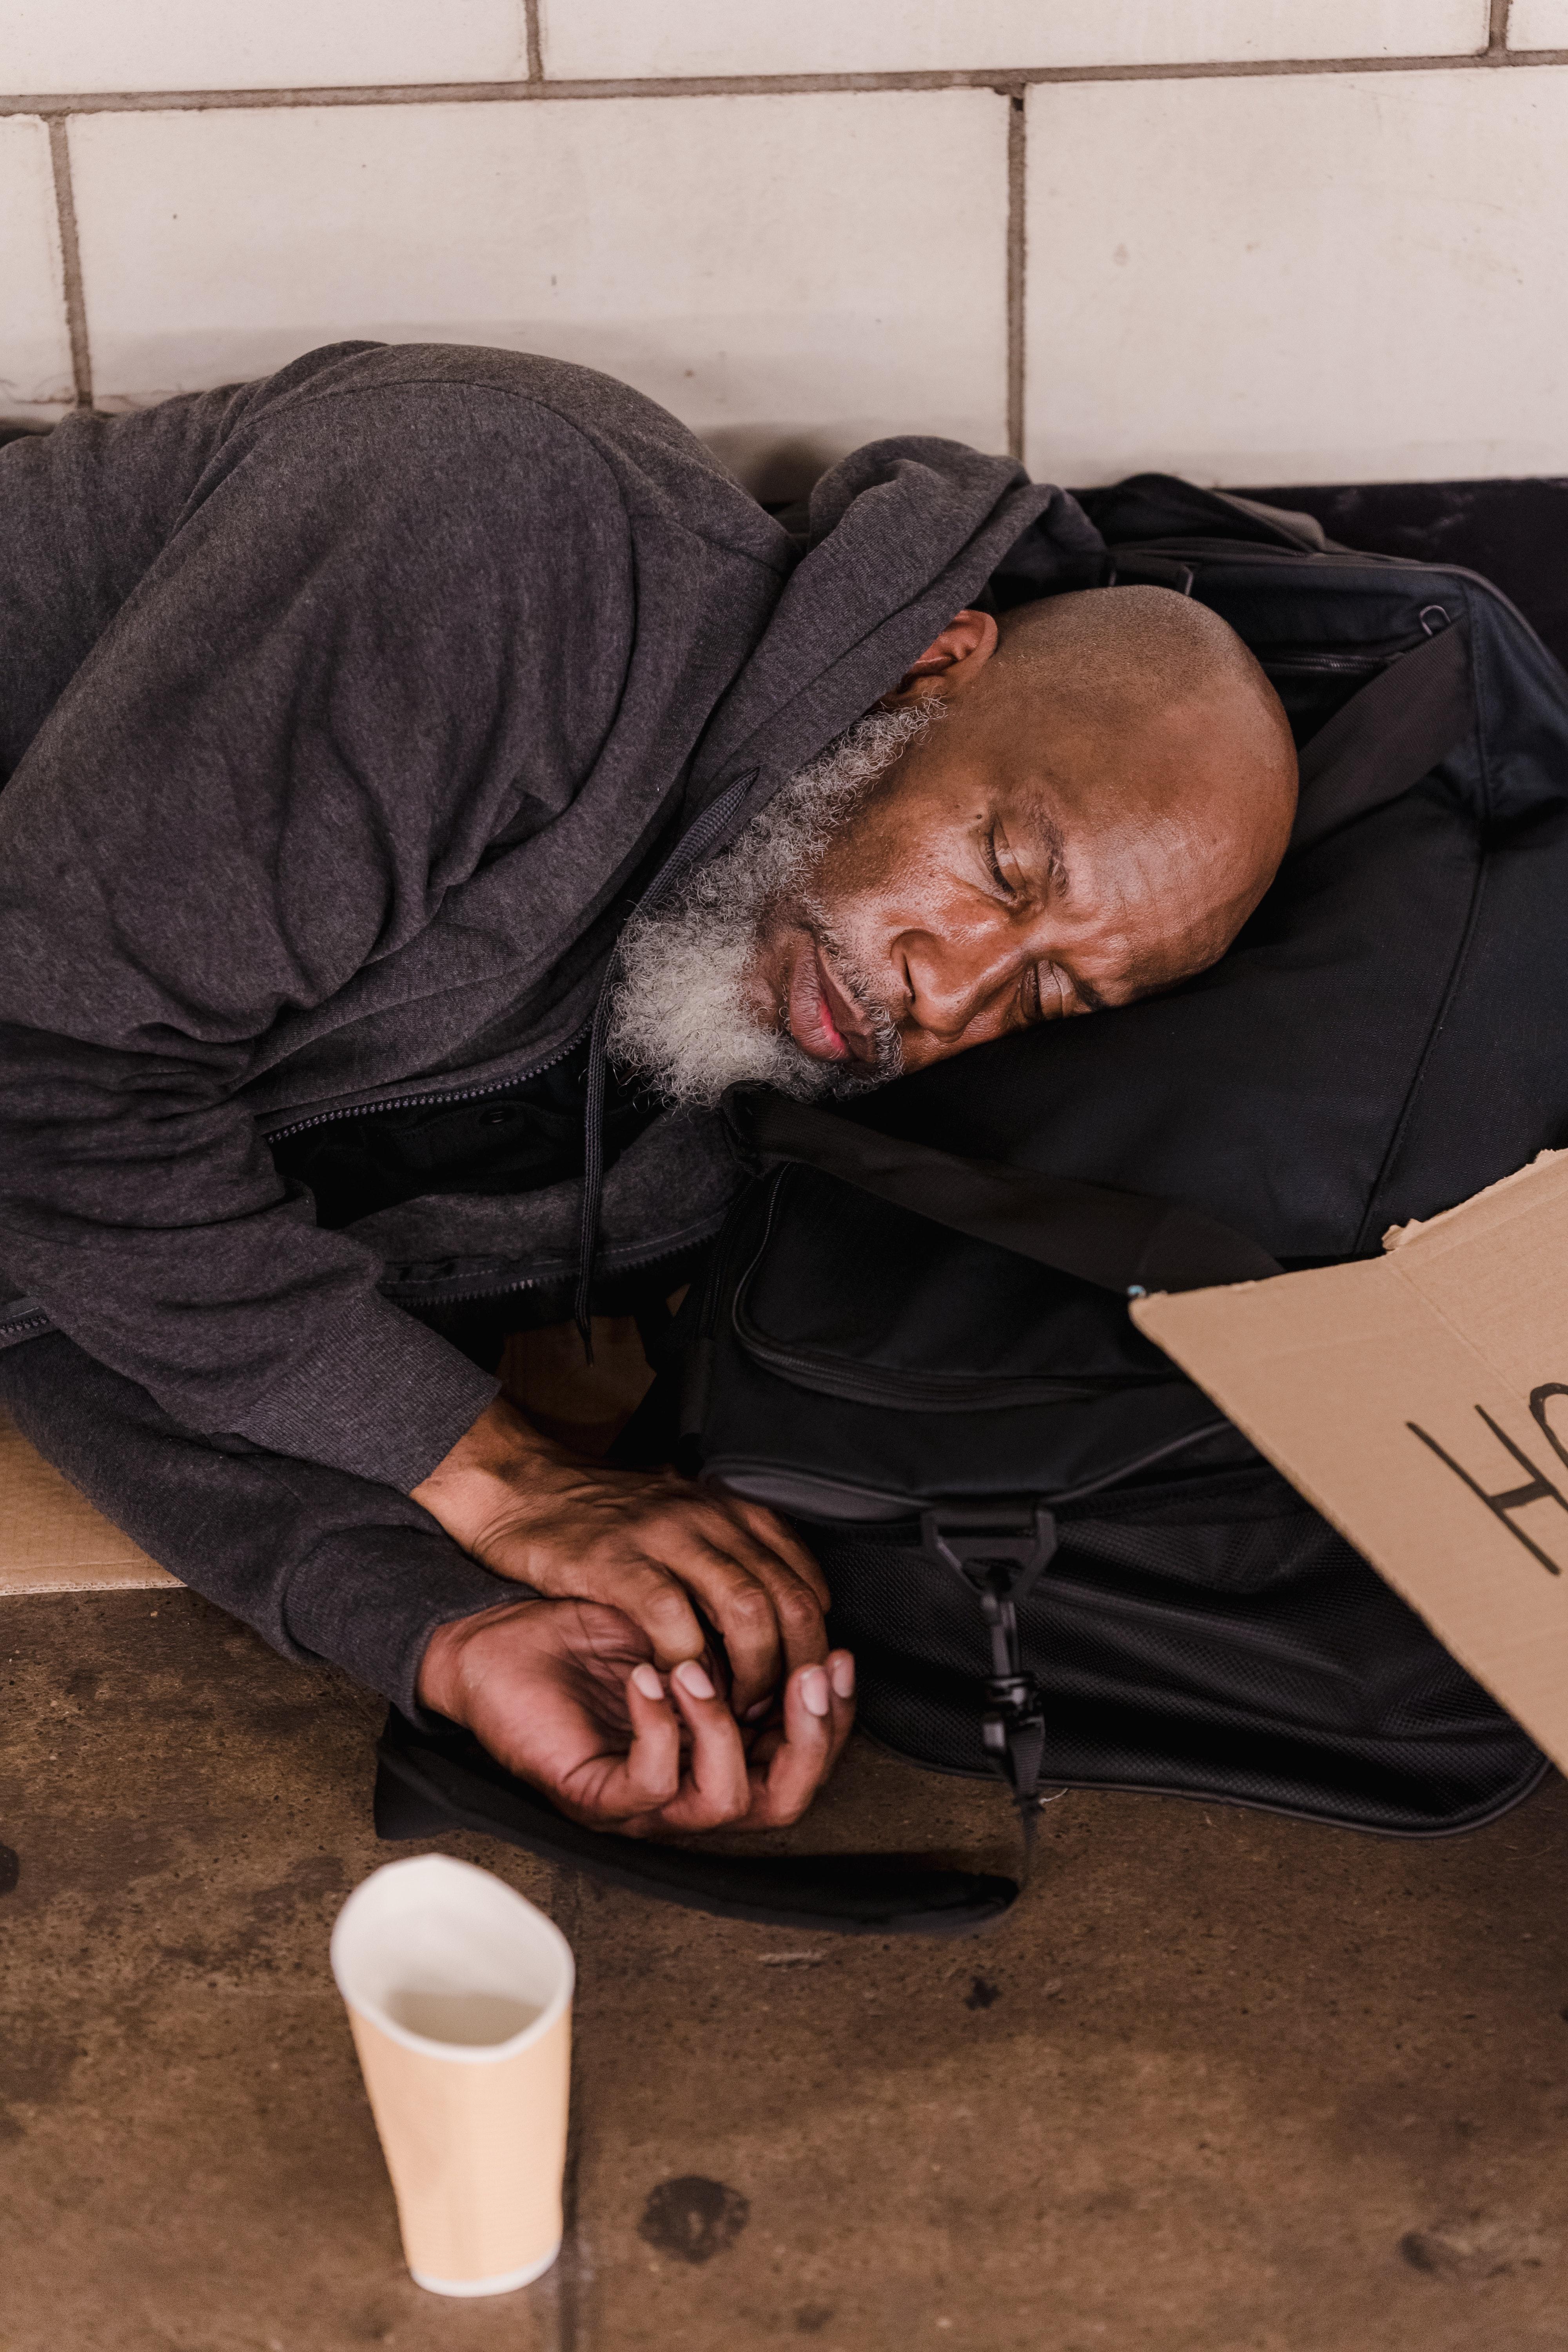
left=994, top=582, right=1288, bottom=749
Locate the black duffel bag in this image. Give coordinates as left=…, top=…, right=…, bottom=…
left=380, top=479, right=1566, bottom=1927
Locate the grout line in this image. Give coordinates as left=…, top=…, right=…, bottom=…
left=535, top=2094, right=584, bottom=2352
left=44, top=118, right=92, bottom=410
left=1005, top=92, right=1026, bottom=464
left=534, top=1861, right=586, bottom=2352
left=524, top=0, right=544, bottom=84
left=3, top=48, right=1568, bottom=116
left=1490, top=0, right=1515, bottom=51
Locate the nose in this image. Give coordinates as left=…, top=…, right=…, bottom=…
left=897, top=916, right=1034, bottom=1053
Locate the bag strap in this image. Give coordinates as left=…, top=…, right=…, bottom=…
left=726, top=1092, right=1281, bottom=1294
left=374, top=1711, right=1021, bottom=1935
left=1290, top=613, right=1473, bottom=853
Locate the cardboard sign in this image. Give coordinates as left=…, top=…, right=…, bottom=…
left=1133, top=1151, right=1568, bottom=1774
left=0, top=1408, right=175, bottom=1595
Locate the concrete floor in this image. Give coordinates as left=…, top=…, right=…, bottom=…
left=6, top=1587, right=1568, bottom=2352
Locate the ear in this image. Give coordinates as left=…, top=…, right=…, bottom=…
left=880, top=608, right=999, bottom=706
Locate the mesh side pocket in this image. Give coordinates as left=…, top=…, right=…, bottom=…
left=1058, top=1463, right=1354, bottom=1595
left=809, top=1497, right=1541, bottom=1831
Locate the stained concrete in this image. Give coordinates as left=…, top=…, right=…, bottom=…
left=5, top=1586, right=1568, bottom=2352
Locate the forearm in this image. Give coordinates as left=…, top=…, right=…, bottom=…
left=0, top=1065, right=500, bottom=1490
left=0, top=1330, right=507, bottom=1716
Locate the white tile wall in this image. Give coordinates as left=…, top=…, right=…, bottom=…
left=1509, top=0, right=1568, bottom=44
left=69, top=92, right=1011, bottom=483
left=0, top=114, right=74, bottom=422
left=3, top=10, right=1564, bottom=489
left=0, top=0, right=530, bottom=96
left=539, top=0, right=1489, bottom=79
left=1025, top=68, right=1568, bottom=486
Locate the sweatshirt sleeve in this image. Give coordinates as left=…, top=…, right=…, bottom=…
left=0, top=1329, right=509, bottom=1718
left=0, top=383, right=613, bottom=1488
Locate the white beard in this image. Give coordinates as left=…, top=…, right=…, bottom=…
left=608, top=703, right=942, bottom=1108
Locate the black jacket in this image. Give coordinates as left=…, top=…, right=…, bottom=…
left=0, top=341, right=1096, bottom=1701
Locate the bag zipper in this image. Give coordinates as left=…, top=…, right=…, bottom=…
left=1258, top=613, right=1451, bottom=681
left=1261, top=649, right=1390, bottom=677
left=727, top=1171, right=1172, bottom=1414
left=703, top=1420, right=1238, bottom=1527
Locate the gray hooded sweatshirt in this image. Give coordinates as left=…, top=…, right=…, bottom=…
left=0, top=342, right=1098, bottom=1708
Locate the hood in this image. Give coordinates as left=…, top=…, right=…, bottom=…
left=682, top=438, right=1106, bottom=853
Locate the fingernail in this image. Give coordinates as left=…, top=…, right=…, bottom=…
left=743, top=1699, right=772, bottom=1722
left=830, top=1654, right=856, bottom=1701
left=675, top=1659, right=715, bottom=1701
left=800, top=1666, right=831, bottom=1718
left=630, top=1664, right=665, bottom=1702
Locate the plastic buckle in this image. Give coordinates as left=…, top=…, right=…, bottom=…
left=920, top=1505, right=1057, bottom=1811
left=919, top=1502, right=1058, bottom=1608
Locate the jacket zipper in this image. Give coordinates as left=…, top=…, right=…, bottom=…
left=0, top=1307, right=51, bottom=1341
left=264, top=1017, right=715, bottom=1313
left=382, top=1221, right=726, bottom=1313
left=263, top=1022, right=593, bottom=1147
left=0, top=1028, right=630, bottom=1339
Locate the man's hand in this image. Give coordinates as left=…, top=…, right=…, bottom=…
left=418, top=1596, right=856, bottom=1837
left=412, top=1397, right=830, bottom=1715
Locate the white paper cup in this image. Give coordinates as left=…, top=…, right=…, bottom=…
left=330, top=1855, right=574, bottom=2296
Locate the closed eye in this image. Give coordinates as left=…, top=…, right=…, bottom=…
left=984, top=825, right=1016, bottom=898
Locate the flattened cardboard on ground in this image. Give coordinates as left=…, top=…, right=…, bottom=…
left=1133, top=1151, right=1568, bottom=1775
left=0, top=1407, right=176, bottom=1595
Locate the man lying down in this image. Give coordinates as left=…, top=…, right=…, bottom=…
left=0, top=343, right=1297, bottom=1841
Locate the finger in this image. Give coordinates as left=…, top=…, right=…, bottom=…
left=634, top=1533, right=790, bottom=1715
left=547, top=1503, right=809, bottom=1700
left=662, top=1492, right=824, bottom=1610
left=470, top=1514, right=714, bottom=1665
left=691, top=1547, right=829, bottom=1710
left=653, top=1657, right=751, bottom=1829
left=670, top=1542, right=829, bottom=1714
left=643, top=1508, right=830, bottom=1705
left=746, top=1651, right=857, bottom=1829
left=744, top=1644, right=852, bottom=1759
left=556, top=1555, right=710, bottom=1676
left=730, top=1564, right=828, bottom=1704
left=720, top=1498, right=832, bottom=1610
left=755, top=1559, right=832, bottom=1679
left=563, top=1660, right=682, bottom=1824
